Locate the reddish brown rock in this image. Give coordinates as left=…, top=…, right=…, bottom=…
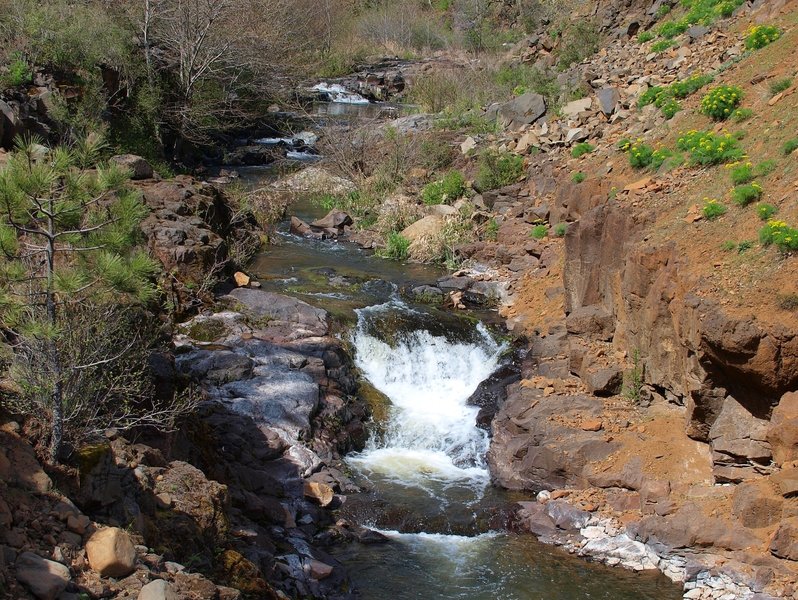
left=768, top=392, right=798, bottom=466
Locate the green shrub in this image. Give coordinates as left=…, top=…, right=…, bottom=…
left=778, top=293, right=798, bottom=311
left=530, top=224, right=548, bottom=239
left=378, top=232, right=411, bottom=260
left=656, top=4, right=672, bottom=17
left=676, top=130, right=744, bottom=165
left=554, top=223, right=568, bottom=237
left=1, top=53, right=33, bottom=88
left=702, top=198, right=727, bottom=220
left=658, top=21, right=688, bottom=39
left=638, top=86, right=665, bottom=108
left=745, top=25, right=781, bottom=50
left=421, top=170, right=466, bottom=205
left=484, top=217, right=499, bottom=241
left=571, top=142, right=595, bottom=158
left=731, top=182, right=763, bottom=206
left=729, top=162, right=753, bottom=185
left=617, top=138, right=632, bottom=151
left=571, top=171, right=586, bottom=183
left=737, top=240, right=754, bottom=253
left=651, top=40, right=675, bottom=53
left=783, top=139, right=798, bottom=156
left=637, top=31, right=655, bottom=43
left=721, top=240, right=737, bottom=251
left=757, top=203, right=777, bottom=221
left=770, top=78, right=793, bottom=97
left=475, top=150, right=524, bottom=191
left=670, top=74, right=714, bottom=98
left=627, top=141, right=655, bottom=169
left=731, top=108, right=754, bottom=122
left=760, top=220, right=798, bottom=252
left=650, top=147, right=683, bottom=171
left=700, top=85, right=742, bottom=120
left=660, top=98, right=681, bottom=119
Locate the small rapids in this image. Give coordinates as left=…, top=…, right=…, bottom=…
left=347, top=300, right=504, bottom=496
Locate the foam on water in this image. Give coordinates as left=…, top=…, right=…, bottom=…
left=349, top=301, right=503, bottom=492
left=313, top=82, right=371, bottom=104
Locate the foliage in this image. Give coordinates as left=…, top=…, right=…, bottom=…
left=1, top=52, right=33, bottom=88
left=745, top=25, right=781, bottom=50
left=760, top=220, right=798, bottom=253
left=700, top=85, right=742, bottom=121
left=626, top=140, right=655, bottom=169
left=651, top=40, right=675, bottom=53
left=571, top=142, right=594, bottom=158
left=571, top=171, right=586, bottom=183
left=493, top=64, right=562, bottom=109
left=475, top=150, right=524, bottom=191
left=421, top=171, right=467, bottom=205
left=729, top=162, right=753, bottom=185
left=419, top=138, right=454, bottom=171
left=0, top=135, right=163, bottom=460
left=657, top=21, right=688, bottom=39
left=702, top=198, right=727, bottom=220
left=731, top=108, right=753, bottom=122
left=731, top=182, right=763, bottom=206
left=484, top=217, right=499, bottom=241
left=757, top=203, right=777, bottom=221
left=554, top=222, right=568, bottom=237
left=637, top=31, right=655, bottom=43
left=670, top=74, right=714, bottom=98
left=623, top=349, right=643, bottom=404
left=530, top=224, right=548, bottom=239
left=377, top=232, right=411, bottom=261
left=778, top=294, right=798, bottom=311
left=556, top=22, right=600, bottom=70
left=754, top=159, right=777, bottom=177
left=783, top=139, right=798, bottom=156
left=770, top=78, right=793, bottom=97
left=650, top=147, right=683, bottom=171
left=676, top=130, right=744, bottom=165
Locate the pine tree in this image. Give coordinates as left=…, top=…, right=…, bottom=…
left=0, top=134, right=160, bottom=462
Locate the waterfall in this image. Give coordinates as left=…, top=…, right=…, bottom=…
left=348, top=301, right=504, bottom=491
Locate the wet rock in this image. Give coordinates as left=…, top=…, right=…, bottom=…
left=15, top=552, right=71, bottom=600
left=311, top=209, right=353, bottom=231
left=546, top=500, right=591, bottom=530
left=498, top=92, right=546, bottom=129
left=110, top=154, right=154, bottom=180
left=515, top=502, right=559, bottom=538
left=290, top=216, right=314, bottom=237
left=138, top=579, right=179, bottom=600
left=410, top=285, right=444, bottom=303
left=85, top=527, right=136, bottom=578
left=226, top=288, right=328, bottom=339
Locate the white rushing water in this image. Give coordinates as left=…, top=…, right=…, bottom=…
left=312, top=82, right=371, bottom=104
left=348, top=301, right=504, bottom=493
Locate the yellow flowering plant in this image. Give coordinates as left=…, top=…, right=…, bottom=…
left=700, top=85, right=743, bottom=121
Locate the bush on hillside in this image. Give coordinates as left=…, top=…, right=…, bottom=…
left=676, top=130, right=744, bottom=165
left=475, top=150, right=524, bottom=191
left=700, top=86, right=742, bottom=121
left=745, top=25, right=781, bottom=50
left=421, top=171, right=467, bottom=205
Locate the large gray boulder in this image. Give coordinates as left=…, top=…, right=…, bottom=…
left=597, top=87, right=620, bottom=116
left=498, top=92, right=546, bottom=130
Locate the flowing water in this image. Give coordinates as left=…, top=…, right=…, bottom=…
left=242, top=95, right=683, bottom=599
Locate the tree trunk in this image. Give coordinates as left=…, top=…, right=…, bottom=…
left=45, top=201, right=63, bottom=463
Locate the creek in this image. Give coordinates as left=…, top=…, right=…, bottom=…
left=241, top=91, right=683, bottom=600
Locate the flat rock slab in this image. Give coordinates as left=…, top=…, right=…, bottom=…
left=227, top=289, right=328, bottom=340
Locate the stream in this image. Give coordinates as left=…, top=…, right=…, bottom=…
left=240, top=91, right=683, bottom=599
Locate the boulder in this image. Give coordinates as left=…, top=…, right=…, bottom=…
left=277, top=167, right=356, bottom=197
left=226, top=288, right=328, bottom=339
left=139, top=579, right=179, bottom=600
left=233, top=271, right=250, bottom=287
left=770, top=519, right=798, bottom=561
left=585, top=367, right=623, bottom=396
left=565, top=305, right=615, bottom=341
left=561, top=97, right=593, bottom=118
left=772, top=468, right=798, bottom=497
left=0, top=100, right=22, bottom=149
left=401, top=214, right=445, bottom=252
left=597, top=87, right=620, bottom=116
left=109, top=154, right=154, bottom=180
left=768, top=391, right=798, bottom=465
left=731, top=481, right=783, bottom=529
left=498, top=93, right=546, bottom=130
left=85, top=527, right=137, bottom=578
left=710, top=396, right=771, bottom=481
left=290, top=216, right=314, bottom=237
left=0, top=430, right=52, bottom=493
left=303, top=481, right=334, bottom=507
left=15, top=552, right=71, bottom=600
left=311, top=209, right=353, bottom=231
